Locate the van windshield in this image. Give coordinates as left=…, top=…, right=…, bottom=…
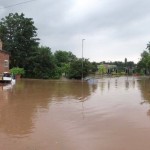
left=3, top=73, right=11, bottom=77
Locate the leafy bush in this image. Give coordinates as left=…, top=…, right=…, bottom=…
left=10, top=67, right=25, bottom=75
left=120, top=71, right=126, bottom=75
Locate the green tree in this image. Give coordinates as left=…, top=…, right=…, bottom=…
left=27, top=46, right=56, bottom=79
left=67, top=59, right=91, bottom=79
left=10, top=67, right=25, bottom=75
left=54, top=50, right=77, bottom=76
left=98, top=64, right=106, bottom=75
left=0, top=13, right=39, bottom=68
left=90, top=62, right=98, bottom=73
left=126, top=61, right=135, bottom=69
left=113, top=61, right=125, bottom=72
left=137, top=40, right=150, bottom=74
left=137, top=50, right=150, bottom=74
left=54, top=50, right=76, bottom=67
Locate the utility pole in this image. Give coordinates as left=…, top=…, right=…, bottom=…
left=82, top=39, right=85, bottom=82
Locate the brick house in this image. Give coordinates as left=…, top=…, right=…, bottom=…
left=0, top=39, right=9, bottom=73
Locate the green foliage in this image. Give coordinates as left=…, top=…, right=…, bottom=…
left=54, top=50, right=77, bottom=67
left=111, top=71, right=118, bottom=76
left=61, top=63, right=70, bottom=76
left=98, top=64, right=106, bottom=75
left=140, top=69, right=145, bottom=76
left=120, top=71, right=126, bottom=75
left=0, top=13, right=142, bottom=79
left=51, top=67, right=62, bottom=79
left=137, top=49, right=150, bottom=74
left=100, top=61, right=135, bottom=74
left=26, top=46, right=57, bottom=79
left=90, top=62, right=98, bottom=73
left=67, top=59, right=91, bottom=79
left=10, top=67, right=25, bottom=75
left=0, top=13, right=39, bottom=68
left=54, top=50, right=77, bottom=77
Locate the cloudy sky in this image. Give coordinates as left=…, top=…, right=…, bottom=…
left=0, top=0, right=150, bottom=63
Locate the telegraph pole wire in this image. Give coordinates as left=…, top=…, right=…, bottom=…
left=0, top=0, right=38, bottom=10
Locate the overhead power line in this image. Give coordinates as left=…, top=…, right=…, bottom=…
left=0, top=0, right=37, bottom=10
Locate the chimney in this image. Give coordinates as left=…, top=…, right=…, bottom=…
left=0, top=39, right=2, bottom=50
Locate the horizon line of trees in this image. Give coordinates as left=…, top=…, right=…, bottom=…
left=0, top=13, right=149, bottom=79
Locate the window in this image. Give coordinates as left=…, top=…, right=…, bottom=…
left=4, top=60, right=9, bottom=67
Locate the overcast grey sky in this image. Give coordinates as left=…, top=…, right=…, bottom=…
left=0, top=0, right=150, bottom=63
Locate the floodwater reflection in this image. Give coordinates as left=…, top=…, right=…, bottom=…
left=137, top=78, right=150, bottom=116
left=0, top=80, right=96, bottom=136
left=0, top=77, right=150, bottom=150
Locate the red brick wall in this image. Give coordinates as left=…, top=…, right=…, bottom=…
left=0, top=51, right=9, bottom=73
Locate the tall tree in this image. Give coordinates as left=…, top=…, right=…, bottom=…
left=90, top=62, right=98, bottom=73
left=67, top=58, right=91, bottom=79
left=137, top=39, right=150, bottom=74
left=54, top=50, right=77, bottom=67
left=137, top=48, right=150, bottom=74
left=54, top=50, right=77, bottom=77
left=28, top=46, right=56, bottom=79
left=0, top=13, right=39, bottom=68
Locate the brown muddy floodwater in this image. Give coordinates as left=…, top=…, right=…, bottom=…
left=0, top=77, right=150, bottom=150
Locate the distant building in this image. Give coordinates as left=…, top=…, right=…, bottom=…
left=0, top=39, right=9, bottom=73
left=98, top=64, right=117, bottom=73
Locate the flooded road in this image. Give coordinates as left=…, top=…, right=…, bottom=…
left=0, top=77, right=150, bottom=150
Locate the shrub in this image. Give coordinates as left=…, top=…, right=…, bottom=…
left=10, top=67, right=25, bottom=75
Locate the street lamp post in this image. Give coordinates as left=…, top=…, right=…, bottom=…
left=82, top=39, right=85, bottom=82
